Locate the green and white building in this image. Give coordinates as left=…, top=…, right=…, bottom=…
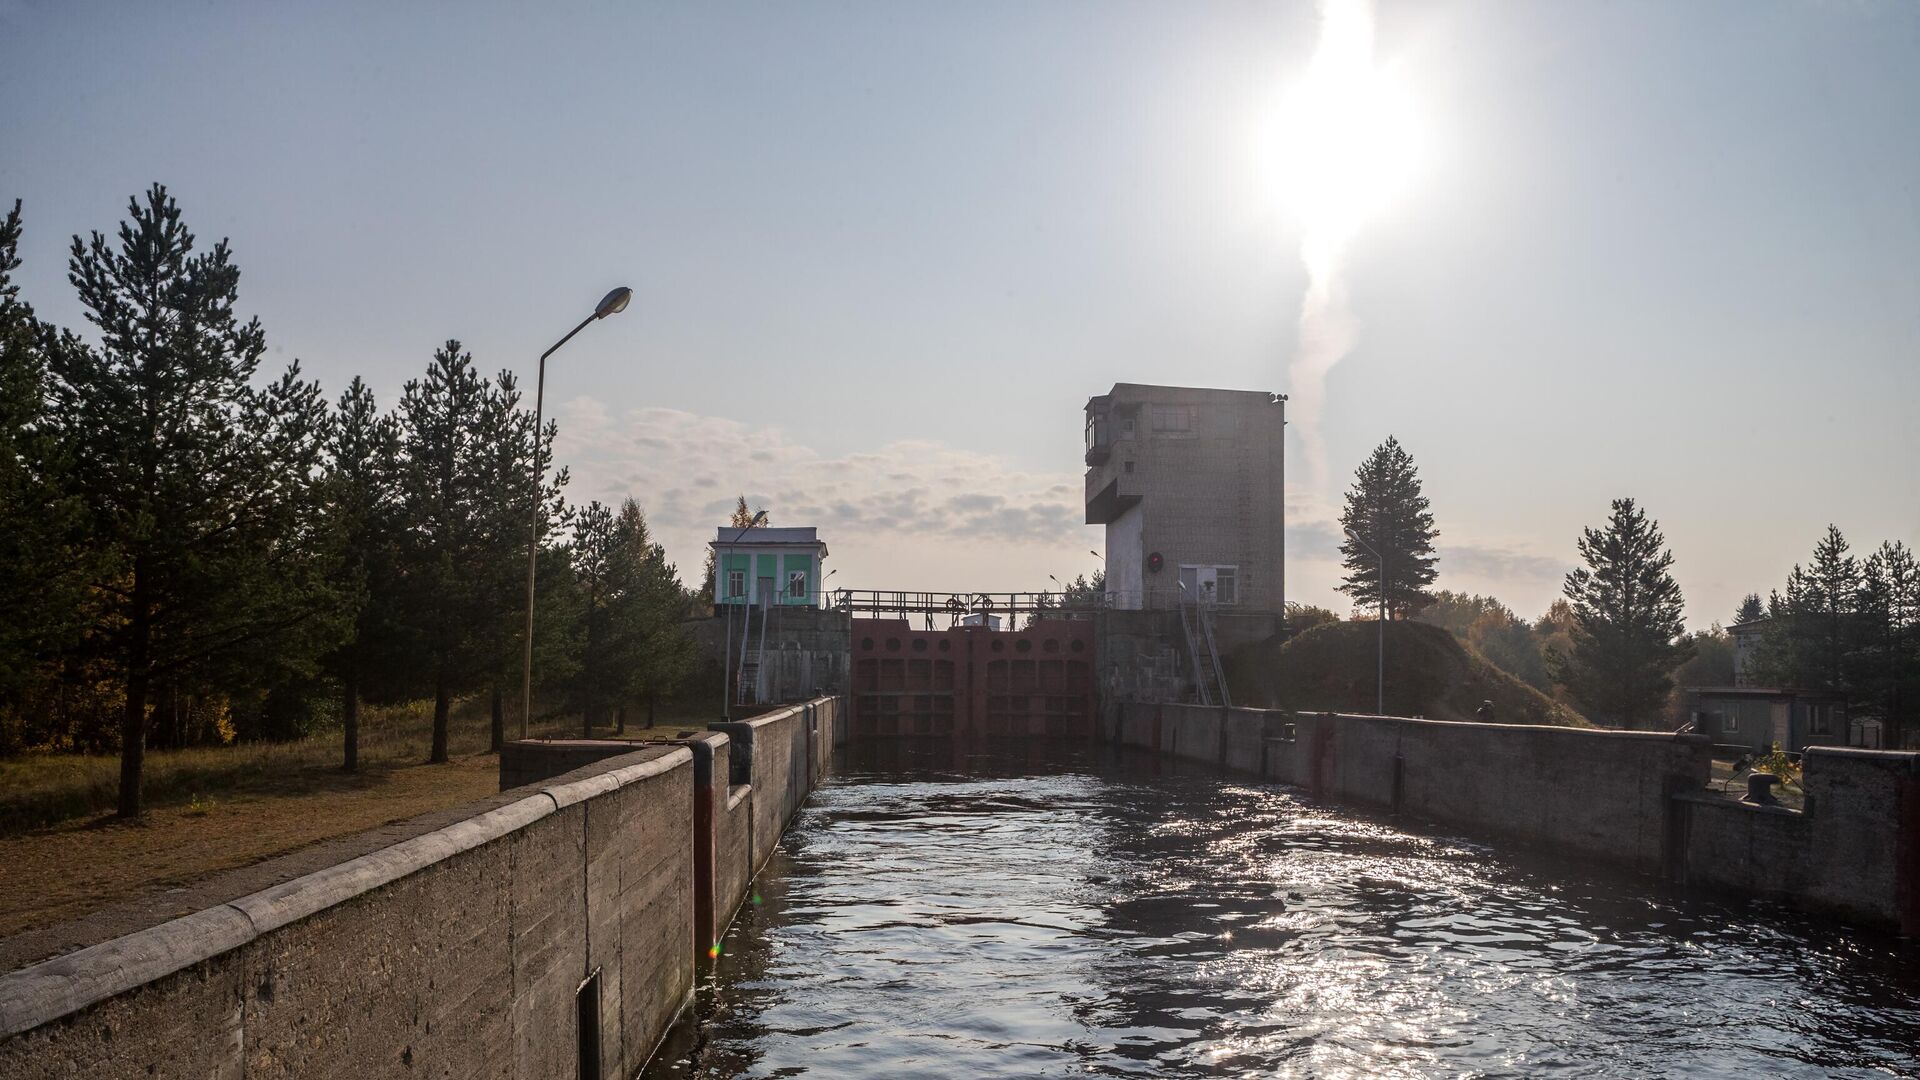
left=712, top=527, right=829, bottom=608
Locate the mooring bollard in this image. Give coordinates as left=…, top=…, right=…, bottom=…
left=1742, top=772, right=1781, bottom=806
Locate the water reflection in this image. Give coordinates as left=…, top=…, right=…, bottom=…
left=644, top=739, right=1920, bottom=1079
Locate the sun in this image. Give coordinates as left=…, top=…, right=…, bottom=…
left=1272, top=0, right=1429, bottom=265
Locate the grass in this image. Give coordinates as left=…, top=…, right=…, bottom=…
left=0, top=696, right=713, bottom=945
left=1225, top=620, right=1590, bottom=727
left=0, top=696, right=709, bottom=836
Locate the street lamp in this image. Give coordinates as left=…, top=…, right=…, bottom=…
left=1344, top=527, right=1386, bottom=716
left=720, top=510, right=769, bottom=717
left=521, top=286, right=633, bottom=739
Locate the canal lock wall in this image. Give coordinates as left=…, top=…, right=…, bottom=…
left=0, top=697, right=846, bottom=1079
left=1113, top=702, right=1920, bottom=934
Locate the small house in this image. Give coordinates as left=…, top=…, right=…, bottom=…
left=1687, top=686, right=1848, bottom=754
left=711, top=526, right=828, bottom=608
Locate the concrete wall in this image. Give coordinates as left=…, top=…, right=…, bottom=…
left=0, top=697, right=843, bottom=1079
left=1124, top=705, right=1708, bottom=872
left=1677, top=748, right=1920, bottom=932
left=1117, top=702, right=1920, bottom=932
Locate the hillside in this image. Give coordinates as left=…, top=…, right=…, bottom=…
left=1223, top=620, right=1588, bottom=727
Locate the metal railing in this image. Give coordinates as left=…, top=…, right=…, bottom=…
left=828, top=589, right=1111, bottom=620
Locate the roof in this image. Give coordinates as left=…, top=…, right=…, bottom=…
left=1088, top=383, right=1285, bottom=408
left=711, top=526, right=827, bottom=555
left=1686, top=686, right=1846, bottom=700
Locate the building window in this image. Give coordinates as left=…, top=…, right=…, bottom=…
left=1180, top=565, right=1239, bottom=606
left=1808, top=704, right=1829, bottom=734
left=1150, top=405, right=1191, bottom=432
left=1723, top=713, right=1738, bottom=733
left=727, top=569, right=745, bottom=599
left=788, top=570, right=807, bottom=598
left=1123, top=460, right=1135, bottom=473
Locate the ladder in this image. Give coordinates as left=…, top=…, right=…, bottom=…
left=736, top=595, right=770, bottom=705
left=1178, top=595, right=1232, bottom=708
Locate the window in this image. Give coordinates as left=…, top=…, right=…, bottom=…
left=1150, top=405, right=1191, bottom=432
left=726, top=568, right=745, bottom=599
left=1808, top=704, right=1829, bottom=734
left=1723, top=712, right=1738, bottom=733
left=788, top=570, right=807, bottom=598
left=1179, top=565, right=1239, bottom=605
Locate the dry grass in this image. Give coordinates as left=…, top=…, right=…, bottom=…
left=0, top=697, right=703, bottom=835
left=0, top=697, right=709, bottom=943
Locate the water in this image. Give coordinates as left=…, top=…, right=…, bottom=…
left=645, top=741, right=1920, bottom=1079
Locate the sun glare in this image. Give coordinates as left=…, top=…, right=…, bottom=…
left=1273, top=0, right=1428, bottom=262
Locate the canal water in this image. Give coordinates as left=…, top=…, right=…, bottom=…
left=644, top=741, right=1920, bottom=1079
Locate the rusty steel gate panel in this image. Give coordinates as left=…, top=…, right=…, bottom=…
left=849, top=618, right=1095, bottom=738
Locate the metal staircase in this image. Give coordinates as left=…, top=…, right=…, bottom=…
left=736, top=595, right=769, bottom=706
left=1177, top=595, right=1232, bottom=708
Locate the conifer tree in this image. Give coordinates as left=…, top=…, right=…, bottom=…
left=0, top=200, right=91, bottom=731
left=53, top=186, right=338, bottom=814
left=616, top=498, right=696, bottom=726
left=1336, top=436, right=1438, bottom=618
left=321, top=377, right=400, bottom=772
left=1803, top=525, right=1859, bottom=691
left=1735, top=593, right=1766, bottom=625
left=393, top=341, right=493, bottom=763
left=1549, top=498, right=1694, bottom=729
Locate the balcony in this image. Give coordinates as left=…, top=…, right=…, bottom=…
left=1084, top=472, right=1142, bottom=524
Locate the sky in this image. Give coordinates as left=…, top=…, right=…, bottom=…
left=2, top=0, right=1915, bottom=628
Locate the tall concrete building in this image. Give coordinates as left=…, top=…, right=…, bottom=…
left=1084, top=383, right=1286, bottom=614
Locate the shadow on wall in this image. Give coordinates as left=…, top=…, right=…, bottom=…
left=1225, top=621, right=1587, bottom=728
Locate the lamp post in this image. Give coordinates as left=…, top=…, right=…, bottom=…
left=1345, top=527, right=1386, bottom=716
left=521, top=286, right=632, bottom=740
left=719, top=510, right=769, bottom=717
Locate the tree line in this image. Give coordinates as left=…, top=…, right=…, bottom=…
left=1329, top=437, right=1699, bottom=729
left=1743, top=526, right=1919, bottom=742
left=0, top=187, right=699, bottom=816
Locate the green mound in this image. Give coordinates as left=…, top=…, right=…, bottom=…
left=1224, top=620, right=1588, bottom=727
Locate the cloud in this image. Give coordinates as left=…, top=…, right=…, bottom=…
left=1437, top=544, right=1567, bottom=583
left=552, top=400, right=1090, bottom=582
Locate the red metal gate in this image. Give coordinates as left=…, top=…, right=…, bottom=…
left=848, top=618, right=1096, bottom=738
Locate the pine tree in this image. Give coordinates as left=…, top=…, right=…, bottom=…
left=1802, top=525, right=1859, bottom=691
left=321, top=377, right=400, bottom=772
left=472, top=367, right=568, bottom=750
left=1549, top=498, right=1694, bottom=729
left=1336, top=436, right=1438, bottom=618
left=571, top=500, right=630, bottom=735
left=393, top=341, right=493, bottom=763
left=53, top=186, right=339, bottom=815
left=0, top=200, right=92, bottom=736
left=615, top=499, right=696, bottom=727
left=1735, top=593, right=1766, bottom=625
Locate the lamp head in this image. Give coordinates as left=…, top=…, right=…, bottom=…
left=594, top=286, right=633, bottom=320
left=750, top=509, right=768, bottom=526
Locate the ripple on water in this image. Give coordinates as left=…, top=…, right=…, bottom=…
left=644, top=743, right=1920, bottom=1080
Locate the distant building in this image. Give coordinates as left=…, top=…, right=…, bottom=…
left=711, top=527, right=828, bottom=608
left=1083, top=383, right=1286, bottom=614
left=1687, top=686, right=1848, bottom=754
left=1728, top=617, right=1769, bottom=687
